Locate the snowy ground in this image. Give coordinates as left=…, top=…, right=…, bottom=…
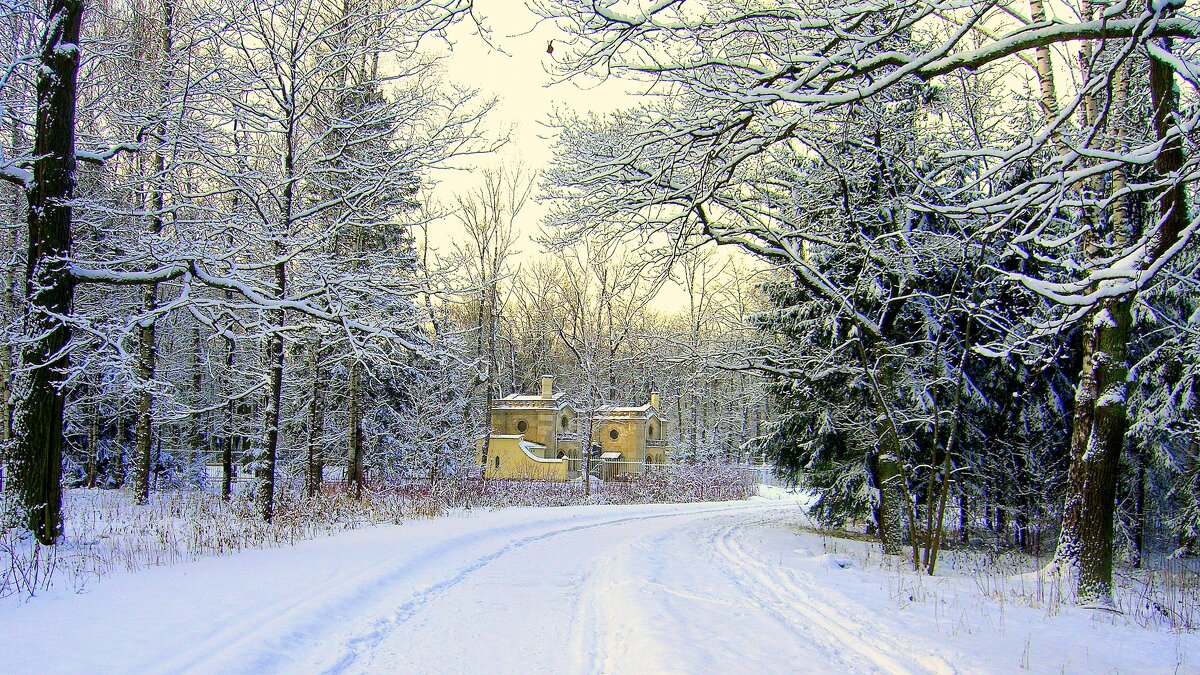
left=1, top=489, right=1197, bottom=674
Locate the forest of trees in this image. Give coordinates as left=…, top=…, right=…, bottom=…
left=1, top=0, right=1199, bottom=610
left=0, top=0, right=768, bottom=546
left=534, top=0, right=1200, bottom=605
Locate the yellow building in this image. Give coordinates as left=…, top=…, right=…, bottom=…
left=477, top=377, right=672, bottom=481
left=476, top=376, right=579, bottom=480
left=592, top=392, right=669, bottom=479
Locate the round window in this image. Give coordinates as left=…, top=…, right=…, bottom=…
left=517, top=420, right=527, bottom=433
left=609, top=429, right=619, bottom=440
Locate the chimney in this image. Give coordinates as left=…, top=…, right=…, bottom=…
left=650, top=391, right=660, bottom=409
left=541, top=375, right=554, bottom=399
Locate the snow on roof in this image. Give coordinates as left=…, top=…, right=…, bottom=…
left=596, top=404, right=659, bottom=419
left=600, top=452, right=622, bottom=460
left=492, top=393, right=573, bottom=411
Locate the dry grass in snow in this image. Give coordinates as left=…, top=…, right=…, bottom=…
left=1, top=463, right=757, bottom=600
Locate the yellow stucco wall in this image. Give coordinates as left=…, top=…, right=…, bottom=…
left=595, top=417, right=650, bottom=475
left=476, top=436, right=568, bottom=481
left=491, top=407, right=576, bottom=455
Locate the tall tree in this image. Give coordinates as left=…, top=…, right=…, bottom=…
left=1, top=0, right=84, bottom=543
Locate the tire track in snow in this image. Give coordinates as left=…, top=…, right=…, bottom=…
left=326, top=513, right=669, bottom=674
left=332, top=502, right=790, bottom=675
left=713, top=514, right=957, bottom=675
left=567, top=506, right=813, bottom=675
left=155, top=501, right=780, bottom=675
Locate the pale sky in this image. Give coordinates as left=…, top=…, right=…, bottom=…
left=420, top=2, right=645, bottom=254
left=418, top=3, right=749, bottom=311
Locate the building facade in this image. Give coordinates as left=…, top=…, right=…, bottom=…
left=476, top=377, right=672, bottom=481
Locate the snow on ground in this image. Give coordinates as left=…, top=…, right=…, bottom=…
left=1, top=489, right=1197, bottom=674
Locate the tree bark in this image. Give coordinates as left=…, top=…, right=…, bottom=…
left=113, top=396, right=125, bottom=488
left=85, top=399, right=99, bottom=488
left=476, top=281, right=498, bottom=480
left=132, top=0, right=174, bottom=505
left=7, top=0, right=83, bottom=544
left=1056, top=295, right=1130, bottom=602
left=306, top=345, right=324, bottom=497
left=870, top=452, right=907, bottom=556
left=189, top=319, right=203, bottom=475
left=132, top=285, right=157, bottom=503
left=1054, top=38, right=1186, bottom=604
left=257, top=253, right=285, bottom=522
left=221, top=330, right=235, bottom=500
left=1132, top=439, right=1145, bottom=569
left=346, top=363, right=364, bottom=498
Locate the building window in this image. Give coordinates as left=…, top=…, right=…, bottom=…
left=517, top=420, right=528, bottom=433
left=561, top=415, right=569, bottom=430
left=495, top=456, right=500, bottom=468
left=609, top=428, right=619, bottom=440
left=649, top=423, right=657, bottom=439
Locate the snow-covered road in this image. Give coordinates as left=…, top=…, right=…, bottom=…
left=2, top=495, right=1195, bottom=674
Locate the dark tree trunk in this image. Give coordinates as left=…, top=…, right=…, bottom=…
left=1055, top=296, right=1130, bottom=602
left=869, top=452, right=907, bottom=556
left=132, top=0, right=173, bottom=505
left=306, top=346, right=324, bottom=497
left=347, top=364, right=364, bottom=498
left=8, top=0, right=83, bottom=544
left=257, top=257, right=285, bottom=522
left=1132, top=440, right=1146, bottom=568
left=189, top=320, right=203, bottom=474
left=132, top=294, right=157, bottom=503
left=113, top=397, right=125, bottom=488
left=222, top=331, right=235, bottom=500
left=85, top=401, right=99, bottom=488
left=959, top=490, right=969, bottom=544
left=1055, top=39, right=1187, bottom=603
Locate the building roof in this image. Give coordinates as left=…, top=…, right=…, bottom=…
left=492, top=392, right=574, bottom=412
left=596, top=404, right=660, bottom=420
left=600, top=451, right=622, bottom=460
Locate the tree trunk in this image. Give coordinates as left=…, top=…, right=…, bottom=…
left=346, top=363, right=364, bottom=498
left=222, top=331, right=235, bottom=500
left=306, top=345, right=324, bottom=497
left=189, top=319, right=203, bottom=477
left=959, top=490, right=969, bottom=544
left=85, top=399, right=99, bottom=488
left=476, top=283, right=498, bottom=480
left=132, top=0, right=174, bottom=505
left=1055, top=296, right=1130, bottom=603
left=257, top=258, right=285, bottom=522
left=1054, top=39, right=1185, bottom=603
left=1133, top=440, right=1146, bottom=569
left=855, top=338, right=916, bottom=560
left=113, top=397, right=125, bottom=488
left=132, top=288, right=157, bottom=504
left=7, top=0, right=83, bottom=544
left=870, top=452, right=907, bottom=556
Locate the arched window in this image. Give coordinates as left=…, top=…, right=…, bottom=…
left=609, top=428, right=619, bottom=440
left=648, top=423, right=657, bottom=439
left=561, top=415, right=569, bottom=430
left=517, top=420, right=528, bottom=433
left=495, top=456, right=500, bottom=468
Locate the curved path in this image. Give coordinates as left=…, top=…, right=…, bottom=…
left=5, top=495, right=1179, bottom=673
